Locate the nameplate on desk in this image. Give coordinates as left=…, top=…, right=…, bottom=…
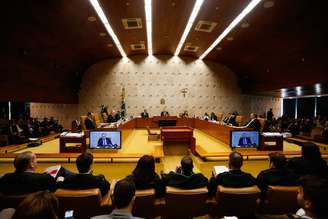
left=60, top=132, right=83, bottom=138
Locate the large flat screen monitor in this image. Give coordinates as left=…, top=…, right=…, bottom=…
left=89, top=131, right=121, bottom=149
left=230, top=130, right=259, bottom=149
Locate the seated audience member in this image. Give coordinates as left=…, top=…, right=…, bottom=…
left=140, top=109, right=149, bottom=118
left=91, top=179, right=142, bottom=219
left=11, top=191, right=59, bottom=219
left=288, top=175, right=328, bottom=219
left=208, top=152, right=256, bottom=196
left=266, top=108, right=274, bottom=121
left=257, top=152, right=298, bottom=197
left=85, top=112, right=96, bottom=130
left=322, top=121, right=328, bottom=143
left=0, top=151, right=56, bottom=195
left=243, top=113, right=261, bottom=131
left=8, top=119, right=25, bottom=144
left=48, top=117, right=63, bottom=133
left=107, top=110, right=118, bottom=123
left=287, top=142, right=328, bottom=179
left=40, top=117, right=50, bottom=136
left=210, top=112, right=217, bottom=121
left=125, top=155, right=165, bottom=198
left=162, top=156, right=208, bottom=189
left=160, top=109, right=169, bottom=117
left=203, top=112, right=210, bottom=120
left=59, top=152, right=110, bottom=196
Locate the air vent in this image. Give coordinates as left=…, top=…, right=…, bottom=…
left=195, top=20, right=217, bottom=32
left=184, top=43, right=199, bottom=52
left=122, top=18, right=142, bottom=29
left=131, top=43, right=145, bottom=50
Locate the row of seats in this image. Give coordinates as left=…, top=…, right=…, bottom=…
left=0, top=181, right=299, bottom=219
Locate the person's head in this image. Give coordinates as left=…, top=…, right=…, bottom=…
left=76, top=152, right=93, bottom=173
left=269, top=152, right=286, bottom=169
left=101, top=133, right=107, bottom=139
left=12, top=191, right=59, bottom=219
left=132, top=155, right=155, bottom=177
left=14, top=151, right=37, bottom=172
left=87, top=112, right=93, bottom=118
left=301, top=142, right=322, bottom=161
left=228, top=151, right=243, bottom=170
left=144, top=109, right=147, bottom=113
left=113, top=179, right=136, bottom=210
left=43, top=117, right=48, bottom=121
left=181, top=156, right=194, bottom=176
left=297, top=175, right=328, bottom=219
left=269, top=108, right=272, bottom=111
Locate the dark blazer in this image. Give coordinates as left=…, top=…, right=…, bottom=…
left=246, top=119, right=261, bottom=132
left=125, top=173, right=165, bottom=198
left=257, top=167, right=299, bottom=196
left=287, top=157, right=328, bottom=179
left=107, top=115, right=116, bottom=123
left=141, top=112, right=149, bottom=118
left=160, top=111, right=169, bottom=117
left=238, top=137, right=252, bottom=147
left=85, top=118, right=95, bottom=130
left=162, top=171, right=208, bottom=189
left=59, top=173, right=110, bottom=196
left=0, top=171, right=57, bottom=195
left=208, top=169, right=256, bottom=196
left=97, top=138, right=113, bottom=147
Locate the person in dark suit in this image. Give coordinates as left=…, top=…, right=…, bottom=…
left=85, top=112, right=96, bottom=130
left=160, top=109, right=169, bottom=117
left=287, top=142, right=328, bottom=179
left=141, top=109, right=149, bottom=118
left=162, top=156, right=208, bottom=189
left=97, top=133, right=116, bottom=148
left=59, top=153, right=110, bottom=196
left=244, top=113, right=261, bottom=131
left=266, top=108, right=274, bottom=121
left=210, top=112, right=217, bottom=121
left=0, top=151, right=56, bottom=195
left=208, top=152, right=256, bottom=196
left=238, top=133, right=253, bottom=147
left=125, top=155, right=165, bottom=198
left=257, top=152, right=298, bottom=198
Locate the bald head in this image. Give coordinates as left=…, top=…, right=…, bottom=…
left=229, top=152, right=243, bottom=170
left=14, top=151, right=37, bottom=172
left=181, top=156, right=194, bottom=176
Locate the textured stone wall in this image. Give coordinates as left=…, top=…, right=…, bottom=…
left=30, top=103, right=78, bottom=128
left=79, top=56, right=281, bottom=120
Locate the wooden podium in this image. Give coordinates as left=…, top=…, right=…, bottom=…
left=59, top=132, right=86, bottom=153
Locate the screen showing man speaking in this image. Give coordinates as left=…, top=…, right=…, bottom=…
left=89, top=131, right=121, bottom=149
left=231, top=130, right=259, bottom=148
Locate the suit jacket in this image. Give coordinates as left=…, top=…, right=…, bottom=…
left=257, top=167, right=299, bottom=196
left=141, top=112, right=149, bottom=118
left=162, top=171, right=208, bottom=189
left=246, top=119, right=261, bottom=132
left=125, top=173, right=165, bottom=198
left=85, top=118, right=95, bottom=130
left=59, top=173, right=110, bottom=196
left=208, top=169, right=256, bottom=196
left=0, top=171, right=57, bottom=195
left=160, top=111, right=169, bottom=117
left=91, top=209, right=143, bottom=219
left=287, top=157, right=328, bottom=179
left=97, top=138, right=114, bottom=147
left=107, top=115, right=116, bottom=123
left=238, top=137, right=252, bottom=147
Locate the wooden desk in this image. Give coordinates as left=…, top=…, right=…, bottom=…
left=59, top=133, right=86, bottom=153
left=152, top=116, right=178, bottom=127
left=259, top=134, right=283, bottom=151
left=160, top=126, right=195, bottom=152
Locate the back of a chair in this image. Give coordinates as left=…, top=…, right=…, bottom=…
left=80, top=116, right=87, bottom=130
left=235, top=116, right=244, bottom=126
left=133, top=188, right=162, bottom=218
left=214, top=185, right=260, bottom=217
left=165, top=186, right=208, bottom=219
left=217, top=113, right=223, bottom=121
left=55, top=188, right=110, bottom=219
left=261, top=185, right=299, bottom=214
left=258, top=118, right=266, bottom=132
left=101, top=112, right=108, bottom=123
left=93, top=113, right=101, bottom=127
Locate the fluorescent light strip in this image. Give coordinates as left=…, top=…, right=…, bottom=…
left=89, top=0, right=126, bottom=57
left=144, top=0, right=152, bottom=55
left=199, top=0, right=262, bottom=60
left=174, top=0, right=204, bottom=56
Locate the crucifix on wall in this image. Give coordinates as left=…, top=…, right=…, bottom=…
left=181, top=88, right=188, bottom=98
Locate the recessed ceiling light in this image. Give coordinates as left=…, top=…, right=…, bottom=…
left=107, top=44, right=113, bottom=47
left=216, top=47, right=222, bottom=51
left=227, top=37, right=234, bottom=41
left=199, top=0, right=262, bottom=60
left=296, top=86, right=302, bottom=96
left=175, top=0, right=204, bottom=56
left=171, top=2, right=176, bottom=7
left=301, top=57, right=305, bottom=62
left=241, top=22, right=250, bottom=28
left=126, top=2, right=130, bottom=6
left=89, top=0, right=126, bottom=57
left=263, top=1, right=274, bottom=8
left=99, top=32, right=106, bottom=37
left=88, top=16, right=97, bottom=22
left=215, top=6, right=219, bottom=10
left=315, top=83, right=321, bottom=94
